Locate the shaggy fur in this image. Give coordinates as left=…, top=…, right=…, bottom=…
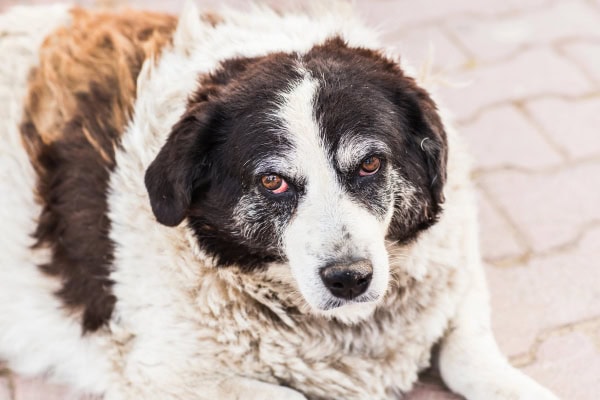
left=0, top=2, right=558, bottom=400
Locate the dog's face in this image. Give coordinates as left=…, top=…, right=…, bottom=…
left=145, top=38, right=447, bottom=320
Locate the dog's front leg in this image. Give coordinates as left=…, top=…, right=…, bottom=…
left=210, top=376, right=307, bottom=400
left=438, top=262, right=559, bottom=400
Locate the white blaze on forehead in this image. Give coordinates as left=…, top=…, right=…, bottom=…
left=276, top=71, right=333, bottom=187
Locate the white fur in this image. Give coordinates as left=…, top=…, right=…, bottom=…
left=0, top=3, right=559, bottom=400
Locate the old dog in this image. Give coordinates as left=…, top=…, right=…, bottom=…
left=0, top=2, right=558, bottom=399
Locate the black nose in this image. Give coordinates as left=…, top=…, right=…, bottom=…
left=319, top=259, right=373, bottom=300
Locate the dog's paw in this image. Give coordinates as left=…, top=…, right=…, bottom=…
left=511, top=382, right=560, bottom=400
left=450, top=370, right=560, bottom=400
left=499, top=371, right=560, bottom=400
left=477, top=377, right=560, bottom=400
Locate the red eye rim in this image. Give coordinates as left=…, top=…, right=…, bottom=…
left=359, top=156, right=381, bottom=176
left=261, top=174, right=289, bottom=194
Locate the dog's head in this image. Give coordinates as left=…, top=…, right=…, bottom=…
left=145, top=38, right=447, bottom=321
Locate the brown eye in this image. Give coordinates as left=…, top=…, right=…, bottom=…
left=359, top=156, right=381, bottom=176
left=261, top=174, right=289, bottom=194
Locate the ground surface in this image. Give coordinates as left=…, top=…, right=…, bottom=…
left=1, top=0, right=599, bottom=399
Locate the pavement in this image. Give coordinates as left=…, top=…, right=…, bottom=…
left=1, top=0, right=599, bottom=399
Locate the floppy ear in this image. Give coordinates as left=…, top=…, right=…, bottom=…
left=144, top=102, right=217, bottom=226
left=406, top=85, right=448, bottom=208
left=387, top=78, right=448, bottom=242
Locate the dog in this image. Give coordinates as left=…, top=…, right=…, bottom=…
left=0, top=2, right=559, bottom=399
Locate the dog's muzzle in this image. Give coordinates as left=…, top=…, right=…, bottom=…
left=319, top=259, right=373, bottom=300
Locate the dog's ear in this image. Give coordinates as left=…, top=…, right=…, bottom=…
left=145, top=56, right=262, bottom=227
left=403, top=84, right=448, bottom=208
left=144, top=102, right=218, bottom=227
left=388, top=78, right=448, bottom=241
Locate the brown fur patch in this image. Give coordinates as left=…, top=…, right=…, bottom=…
left=20, top=8, right=177, bottom=332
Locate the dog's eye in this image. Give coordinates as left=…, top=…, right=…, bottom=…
left=261, top=174, right=289, bottom=194
left=359, top=156, right=381, bottom=176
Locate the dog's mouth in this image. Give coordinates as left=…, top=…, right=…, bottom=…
left=312, top=292, right=383, bottom=324
left=318, top=291, right=382, bottom=311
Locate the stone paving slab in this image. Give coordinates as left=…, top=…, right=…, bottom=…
left=522, top=324, right=600, bottom=400
left=0, top=377, right=11, bottom=400
left=358, top=0, right=553, bottom=31
left=479, top=163, right=600, bottom=253
left=439, top=47, right=595, bottom=122
left=477, top=191, right=527, bottom=263
left=382, top=24, right=470, bottom=71
left=560, top=40, right=600, bottom=86
left=487, top=227, right=600, bottom=357
left=1, top=0, right=599, bottom=399
left=525, top=96, right=600, bottom=159
left=446, top=1, right=600, bottom=63
left=461, top=104, right=563, bottom=170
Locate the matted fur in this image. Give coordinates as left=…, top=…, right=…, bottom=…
left=0, top=2, right=559, bottom=400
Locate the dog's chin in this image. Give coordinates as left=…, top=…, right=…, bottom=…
left=313, top=298, right=380, bottom=325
